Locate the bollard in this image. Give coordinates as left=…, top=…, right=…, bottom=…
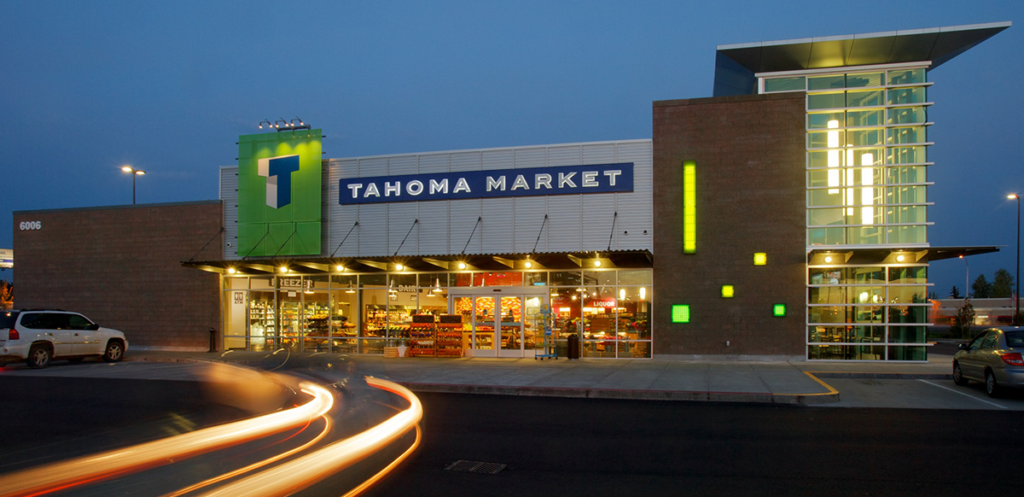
left=208, top=327, right=217, bottom=353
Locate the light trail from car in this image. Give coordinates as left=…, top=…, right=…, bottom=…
left=0, top=381, right=334, bottom=497
left=160, top=415, right=333, bottom=497
left=195, top=377, right=423, bottom=497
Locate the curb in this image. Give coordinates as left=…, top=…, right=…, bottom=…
left=811, top=372, right=952, bottom=380
left=397, top=382, right=840, bottom=405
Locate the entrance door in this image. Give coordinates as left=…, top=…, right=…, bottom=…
left=497, top=296, right=523, bottom=357
left=472, top=296, right=496, bottom=353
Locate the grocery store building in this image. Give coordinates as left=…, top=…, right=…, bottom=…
left=12, top=23, right=1009, bottom=360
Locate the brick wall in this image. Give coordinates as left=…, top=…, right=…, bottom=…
left=13, top=201, right=223, bottom=350
left=652, top=93, right=806, bottom=358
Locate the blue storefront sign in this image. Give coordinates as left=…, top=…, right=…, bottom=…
left=339, top=163, right=633, bottom=205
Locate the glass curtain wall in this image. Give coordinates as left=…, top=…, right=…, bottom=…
left=806, top=264, right=930, bottom=360
left=222, top=268, right=652, bottom=358
left=763, top=66, right=932, bottom=246
left=763, top=65, right=933, bottom=361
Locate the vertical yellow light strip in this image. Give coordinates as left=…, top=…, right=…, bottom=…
left=861, top=152, right=874, bottom=225
left=845, top=149, right=855, bottom=215
left=827, top=120, right=839, bottom=194
left=683, top=160, right=696, bottom=254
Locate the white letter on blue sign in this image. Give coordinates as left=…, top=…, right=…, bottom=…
left=511, top=175, right=529, bottom=191
left=364, top=183, right=381, bottom=198
left=347, top=183, right=364, bottom=198
left=582, top=171, right=598, bottom=187
left=407, top=180, right=424, bottom=195
left=558, top=172, right=576, bottom=188
left=385, top=182, right=400, bottom=197
left=486, top=176, right=506, bottom=191
left=430, top=178, right=448, bottom=194
left=535, top=174, right=552, bottom=189
left=454, top=178, right=471, bottom=193
left=603, top=170, right=622, bottom=186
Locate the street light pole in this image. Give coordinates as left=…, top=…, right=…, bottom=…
left=121, top=166, right=146, bottom=205
left=1010, top=194, right=1021, bottom=326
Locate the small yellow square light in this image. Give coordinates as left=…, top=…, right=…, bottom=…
left=721, top=285, right=734, bottom=298
left=754, top=253, right=767, bottom=266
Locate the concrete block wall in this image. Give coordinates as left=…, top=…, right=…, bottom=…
left=13, top=201, right=223, bottom=350
left=652, top=93, right=807, bottom=359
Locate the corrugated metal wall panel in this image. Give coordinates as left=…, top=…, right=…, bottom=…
left=582, top=143, right=618, bottom=164
left=513, top=197, right=548, bottom=253
left=320, top=162, right=330, bottom=257
left=387, top=155, right=418, bottom=176
left=449, top=152, right=481, bottom=172
left=359, top=157, right=388, bottom=177
left=448, top=199, right=481, bottom=255
left=480, top=198, right=514, bottom=254
left=220, top=167, right=240, bottom=260
left=583, top=194, right=617, bottom=248
left=387, top=203, right=419, bottom=256
left=612, top=142, right=654, bottom=251
left=514, top=148, right=547, bottom=168
left=481, top=149, right=514, bottom=171
left=417, top=200, right=449, bottom=255
left=417, top=154, right=450, bottom=174
left=546, top=145, right=583, bottom=166
left=546, top=195, right=583, bottom=252
left=358, top=204, right=388, bottom=256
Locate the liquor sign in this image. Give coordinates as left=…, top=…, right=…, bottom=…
left=339, top=163, right=634, bottom=205
left=237, top=130, right=323, bottom=257
left=587, top=298, right=618, bottom=308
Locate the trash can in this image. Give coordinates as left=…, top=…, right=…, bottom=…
left=567, top=333, right=580, bottom=360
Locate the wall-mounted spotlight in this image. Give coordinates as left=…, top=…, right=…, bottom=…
left=258, top=119, right=272, bottom=129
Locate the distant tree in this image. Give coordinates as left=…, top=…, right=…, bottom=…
left=949, top=286, right=962, bottom=299
left=952, top=299, right=975, bottom=339
left=928, top=291, right=938, bottom=300
left=972, top=275, right=993, bottom=298
left=992, top=269, right=1015, bottom=298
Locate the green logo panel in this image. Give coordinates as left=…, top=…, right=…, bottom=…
left=237, top=129, right=322, bottom=257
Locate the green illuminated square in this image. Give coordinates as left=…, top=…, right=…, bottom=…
left=773, top=304, right=786, bottom=317
left=721, top=285, right=734, bottom=298
left=672, top=305, right=690, bottom=323
left=754, top=253, right=767, bottom=265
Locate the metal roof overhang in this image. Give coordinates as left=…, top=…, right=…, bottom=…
left=807, top=245, right=1000, bottom=265
left=713, top=22, right=1010, bottom=96
left=183, top=250, right=654, bottom=275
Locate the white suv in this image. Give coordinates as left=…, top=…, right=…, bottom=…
left=0, top=310, right=129, bottom=368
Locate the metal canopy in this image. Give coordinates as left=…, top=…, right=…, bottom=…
left=182, top=249, right=654, bottom=275
left=806, top=245, right=1000, bottom=265
left=713, top=22, right=1011, bottom=96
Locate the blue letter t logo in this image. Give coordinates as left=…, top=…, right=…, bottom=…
left=257, top=155, right=300, bottom=208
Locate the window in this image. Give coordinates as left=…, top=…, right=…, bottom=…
left=981, top=331, right=998, bottom=350
left=68, top=314, right=95, bottom=330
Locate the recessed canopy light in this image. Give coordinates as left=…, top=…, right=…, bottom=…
left=335, top=265, right=344, bottom=272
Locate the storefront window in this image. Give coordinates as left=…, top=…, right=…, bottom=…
left=225, top=277, right=248, bottom=289
left=618, top=286, right=651, bottom=340
left=618, top=270, right=652, bottom=286
left=549, top=287, right=580, bottom=340
left=582, top=287, right=616, bottom=358
left=330, top=275, right=357, bottom=353
left=453, top=272, right=473, bottom=287
left=472, top=272, right=523, bottom=286
left=301, top=276, right=330, bottom=352
left=388, top=274, right=417, bottom=342
left=222, top=287, right=247, bottom=351
left=361, top=274, right=388, bottom=351
left=249, top=277, right=276, bottom=351
left=549, top=271, right=582, bottom=287
left=524, top=271, right=546, bottom=286
left=417, top=275, right=447, bottom=317
left=584, top=270, right=615, bottom=286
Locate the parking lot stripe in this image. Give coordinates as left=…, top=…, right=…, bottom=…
left=918, top=380, right=1008, bottom=410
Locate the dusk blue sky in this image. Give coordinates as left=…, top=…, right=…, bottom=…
left=2, top=1, right=1021, bottom=294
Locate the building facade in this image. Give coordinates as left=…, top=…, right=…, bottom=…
left=12, top=23, right=1010, bottom=360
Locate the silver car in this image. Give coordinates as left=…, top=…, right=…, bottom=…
left=953, top=326, right=1024, bottom=397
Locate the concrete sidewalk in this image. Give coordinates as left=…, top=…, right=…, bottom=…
left=126, top=349, right=956, bottom=406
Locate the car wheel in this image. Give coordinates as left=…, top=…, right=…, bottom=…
left=103, top=340, right=124, bottom=363
left=27, top=345, right=51, bottom=369
left=952, top=362, right=969, bottom=386
left=984, top=370, right=1002, bottom=398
